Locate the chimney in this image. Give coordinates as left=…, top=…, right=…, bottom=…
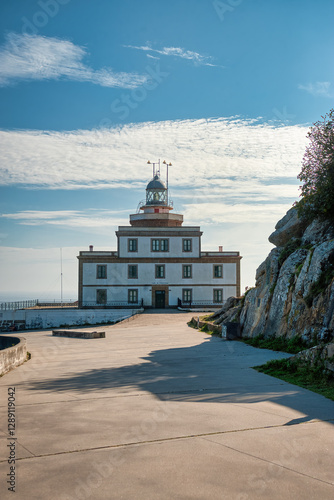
left=89, top=245, right=93, bottom=252
left=219, top=246, right=223, bottom=252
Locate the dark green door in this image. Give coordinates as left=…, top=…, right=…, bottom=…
left=155, top=290, right=165, bottom=308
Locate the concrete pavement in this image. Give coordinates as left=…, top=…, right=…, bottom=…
left=0, top=310, right=333, bottom=499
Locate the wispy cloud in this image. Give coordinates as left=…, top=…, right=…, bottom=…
left=0, top=33, right=147, bottom=88
left=0, top=117, right=307, bottom=192
left=124, top=44, right=219, bottom=67
left=1, top=209, right=129, bottom=228
left=298, top=81, right=332, bottom=97
left=0, top=117, right=308, bottom=226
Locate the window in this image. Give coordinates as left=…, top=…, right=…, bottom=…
left=128, top=289, right=138, bottom=303
left=96, top=265, right=107, bottom=279
left=96, top=289, right=107, bottom=305
left=182, top=289, right=192, bottom=303
left=214, top=265, right=223, bottom=278
left=152, top=239, right=159, bottom=252
left=183, top=239, right=192, bottom=252
left=128, top=265, right=138, bottom=279
left=128, top=239, right=138, bottom=252
left=151, top=239, right=169, bottom=252
left=213, top=289, right=223, bottom=303
left=182, top=264, right=192, bottom=278
left=161, top=239, right=169, bottom=251
left=155, top=265, right=165, bottom=279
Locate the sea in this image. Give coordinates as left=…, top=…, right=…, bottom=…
left=0, top=291, right=78, bottom=304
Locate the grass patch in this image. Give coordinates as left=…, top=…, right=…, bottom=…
left=199, top=324, right=209, bottom=332
left=242, top=334, right=313, bottom=354
left=254, top=358, right=334, bottom=401
left=200, top=314, right=214, bottom=321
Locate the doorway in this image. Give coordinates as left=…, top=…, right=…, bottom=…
left=155, top=290, right=166, bottom=308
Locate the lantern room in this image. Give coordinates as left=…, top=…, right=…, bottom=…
left=146, top=174, right=168, bottom=206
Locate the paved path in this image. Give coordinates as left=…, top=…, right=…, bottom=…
left=0, top=311, right=333, bottom=499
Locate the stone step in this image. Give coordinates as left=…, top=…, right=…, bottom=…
left=52, top=330, right=105, bottom=339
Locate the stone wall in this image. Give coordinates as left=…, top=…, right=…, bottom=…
left=0, top=308, right=143, bottom=331
left=0, top=336, right=27, bottom=376
left=292, top=342, right=334, bottom=374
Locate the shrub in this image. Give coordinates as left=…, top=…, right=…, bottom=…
left=297, top=108, right=334, bottom=222
left=242, top=334, right=312, bottom=354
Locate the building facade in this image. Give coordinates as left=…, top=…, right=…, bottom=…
left=78, top=167, right=241, bottom=308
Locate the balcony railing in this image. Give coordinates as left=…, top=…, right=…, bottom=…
left=0, top=300, right=38, bottom=311
left=80, top=299, right=144, bottom=309
left=0, top=300, right=78, bottom=311
left=178, top=299, right=225, bottom=309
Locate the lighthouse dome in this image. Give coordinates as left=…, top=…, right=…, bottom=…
left=146, top=174, right=167, bottom=206
left=146, top=174, right=167, bottom=190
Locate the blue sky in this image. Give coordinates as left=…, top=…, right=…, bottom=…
left=0, top=0, right=333, bottom=300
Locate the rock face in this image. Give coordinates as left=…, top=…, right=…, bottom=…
left=215, top=207, right=334, bottom=343
left=268, top=207, right=308, bottom=247
left=292, top=342, right=334, bottom=374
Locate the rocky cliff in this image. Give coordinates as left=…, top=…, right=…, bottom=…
left=213, top=207, right=334, bottom=344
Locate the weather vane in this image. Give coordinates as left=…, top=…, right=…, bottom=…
left=147, top=159, right=161, bottom=177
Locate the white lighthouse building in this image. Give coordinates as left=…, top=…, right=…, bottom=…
left=78, top=162, right=241, bottom=309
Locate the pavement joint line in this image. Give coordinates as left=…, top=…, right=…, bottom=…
left=1, top=418, right=332, bottom=465
left=16, top=440, right=36, bottom=457
left=199, top=436, right=334, bottom=487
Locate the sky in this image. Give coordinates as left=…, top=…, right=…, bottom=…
left=0, top=0, right=333, bottom=302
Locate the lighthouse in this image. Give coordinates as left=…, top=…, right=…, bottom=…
left=130, top=160, right=183, bottom=227
left=78, top=161, right=241, bottom=309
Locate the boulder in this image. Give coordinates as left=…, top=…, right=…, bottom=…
left=268, top=207, right=307, bottom=247
left=214, top=211, right=334, bottom=343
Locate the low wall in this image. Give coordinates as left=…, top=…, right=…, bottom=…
left=191, top=317, right=222, bottom=336
left=0, top=336, right=27, bottom=376
left=191, top=317, right=241, bottom=339
left=292, top=342, right=334, bottom=374
left=0, top=308, right=143, bottom=330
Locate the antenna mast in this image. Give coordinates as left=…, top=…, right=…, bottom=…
left=163, top=160, right=172, bottom=206
left=147, top=159, right=160, bottom=177
left=60, top=248, right=63, bottom=307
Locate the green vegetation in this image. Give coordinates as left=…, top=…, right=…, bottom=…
left=187, top=317, right=221, bottom=336
left=242, top=334, right=314, bottom=354
left=200, top=323, right=209, bottom=332
left=297, top=108, right=334, bottom=223
left=200, top=314, right=213, bottom=321
left=254, top=358, right=334, bottom=401
left=278, top=238, right=302, bottom=267
left=278, top=239, right=314, bottom=270
left=295, top=261, right=304, bottom=277
left=240, top=287, right=254, bottom=306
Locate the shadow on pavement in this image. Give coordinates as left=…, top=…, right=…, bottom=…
left=24, top=334, right=334, bottom=425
